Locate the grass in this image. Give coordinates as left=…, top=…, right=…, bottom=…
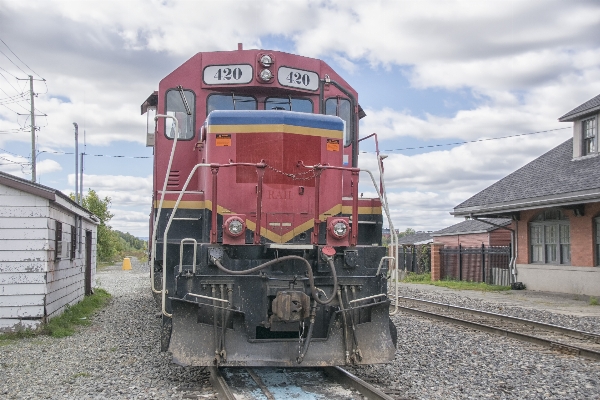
left=590, top=297, right=599, bottom=306
left=401, top=272, right=511, bottom=292
left=0, top=288, right=111, bottom=342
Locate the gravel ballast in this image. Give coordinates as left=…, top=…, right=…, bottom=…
left=2, top=265, right=600, bottom=399
left=1, top=261, right=217, bottom=399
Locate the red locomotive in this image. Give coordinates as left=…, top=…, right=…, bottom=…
left=141, top=45, right=397, bottom=367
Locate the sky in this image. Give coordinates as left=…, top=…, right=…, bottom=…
left=0, top=0, right=599, bottom=238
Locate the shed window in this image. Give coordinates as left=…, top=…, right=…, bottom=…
left=530, top=210, right=570, bottom=264
left=583, top=117, right=596, bottom=156
left=70, top=224, right=76, bottom=260
left=55, top=221, right=63, bottom=260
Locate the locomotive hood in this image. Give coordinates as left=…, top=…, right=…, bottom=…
left=206, top=110, right=345, bottom=137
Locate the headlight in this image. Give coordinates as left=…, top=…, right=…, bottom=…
left=260, top=54, right=273, bottom=67
left=332, top=221, right=348, bottom=238
left=228, top=219, right=244, bottom=236
left=260, top=69, right=273, bottom=81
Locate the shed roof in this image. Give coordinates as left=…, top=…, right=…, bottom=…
left=0, top=171, right=99, bottom=223
left=433, top=218, right=511, bottom=237
left=452, top=139, right=600, bottom=217
left=558, top=94, right=600, bottom=122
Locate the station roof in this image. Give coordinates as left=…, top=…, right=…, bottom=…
left=452, top=139, right=600, bottom=217
left=433, top=218, right=512, bottom=237
left=558, top=93, right=600, bottom=122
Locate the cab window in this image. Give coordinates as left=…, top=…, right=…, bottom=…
left=265, top=97, right=313, bottom=113
left=165, top=89, right=195, bottom=140
left=325, top=98, right=351, bottom=146
left=207, top=94, right=257, bottom=113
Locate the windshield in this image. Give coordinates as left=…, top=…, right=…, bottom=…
left=325, top=98, right=351, bottom=146
left=207, top=94, right=257, bottom=113
left=265, top=97, right=312, bottom=113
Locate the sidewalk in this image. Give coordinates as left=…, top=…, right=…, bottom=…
left=394, top=282, right=600, bottom=318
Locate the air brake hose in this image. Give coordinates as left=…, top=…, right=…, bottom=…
left=297, top=299, right=317, bottom=364
left=213, top=255, right=338, bottom=305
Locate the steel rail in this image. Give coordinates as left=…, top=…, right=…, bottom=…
left=209, top=366, right=395, bottom=400
left=395, top=295, right=600, bottom=361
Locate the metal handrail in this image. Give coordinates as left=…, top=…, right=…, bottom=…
left=179, top=238, right=198, bottom=274
left=150, top=115, right=179, bottom=294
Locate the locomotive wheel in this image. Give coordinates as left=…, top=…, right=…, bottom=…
left=160, top=315, right=172, bottom=352
left=389, top=318, right=398, bottom=348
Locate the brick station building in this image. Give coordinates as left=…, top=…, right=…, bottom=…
left=444, top=94, right=600, bottom=296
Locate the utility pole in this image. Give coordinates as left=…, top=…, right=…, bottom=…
left=29, top=75, right=36, bottom=182
left=74, top=123, right=78, bottom=203
left=79, top=152, right=84, bottom=205
left=17, top=75, right=46, bottom=183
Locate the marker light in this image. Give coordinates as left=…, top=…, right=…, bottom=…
left=260, top=69, right=273, bottom=81
left=260, top=54, right=273, bottom=67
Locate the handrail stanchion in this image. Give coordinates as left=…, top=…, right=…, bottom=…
left=312, top=168, right=321, bottom=245
left=351, top=169, right=359, bottom=246
left=254, top=163, right=266, bottom=244
left=210, top=166, right=219, bottom=244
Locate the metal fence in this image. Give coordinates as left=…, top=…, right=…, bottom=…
left=440, top=244, right=511, bottom=286
left=397, top=245, right=431, bottom=274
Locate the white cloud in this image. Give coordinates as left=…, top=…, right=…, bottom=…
left=1, top=0, right=598, bottom=235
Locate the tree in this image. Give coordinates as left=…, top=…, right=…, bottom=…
left=73, top=189, right=120, bottom=262
left=398, top=228, right=416, bottom=238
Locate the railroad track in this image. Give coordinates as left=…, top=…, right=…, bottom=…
left=209, top=365, right=397, bottom=400
left=395, top=295, right=600, bottom=361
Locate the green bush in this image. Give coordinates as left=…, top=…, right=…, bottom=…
left=400, top=272, right=510, bottom=291
left=0, top=289, right=112, bottom=342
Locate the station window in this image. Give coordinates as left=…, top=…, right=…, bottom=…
left=582, top=117, right=597, bottom=156
left=596, top=217, right=600, bottom=266
left=325, top=98, right=352, bottom=146
left=207, top=94, right=257, bottom=114
left=165, top=89, right=195, bottom=140
left=530, top=210, right=570, bottom=265
left=265, top=97, right=312, bottom=113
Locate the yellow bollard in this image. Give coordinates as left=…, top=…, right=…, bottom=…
left=122, top=257, right=132, bottom=270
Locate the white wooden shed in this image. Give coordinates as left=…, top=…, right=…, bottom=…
left=0, top=171, right=99, bottom=332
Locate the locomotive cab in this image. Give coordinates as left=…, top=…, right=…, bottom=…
left=143, top=47, right=397, bottom=367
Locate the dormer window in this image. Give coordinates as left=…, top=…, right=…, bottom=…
left=583, top=117, right=596, bottom=155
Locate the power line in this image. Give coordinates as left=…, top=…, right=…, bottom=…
left=0, top=38, right=44, bottom=79
left=0, top=155, right=28, bottom=165
left=38, top=150, right=151, bottom=159
left=0, top=70, right=23, bottom=95
left=360, top=127, right=571, bottom=154
left=0, top=65, right=18, bottom=79
left=0, top=147, right=26, bottom=157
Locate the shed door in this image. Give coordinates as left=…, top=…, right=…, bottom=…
left=85, top=230, right=92, bottom=295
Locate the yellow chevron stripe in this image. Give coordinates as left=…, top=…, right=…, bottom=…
left=208, top=124, right=343, bottom=139
left=152, top=202, right=381, bottom=243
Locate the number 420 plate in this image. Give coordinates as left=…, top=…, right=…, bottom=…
left=277, top=67, right=319, bottom=91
